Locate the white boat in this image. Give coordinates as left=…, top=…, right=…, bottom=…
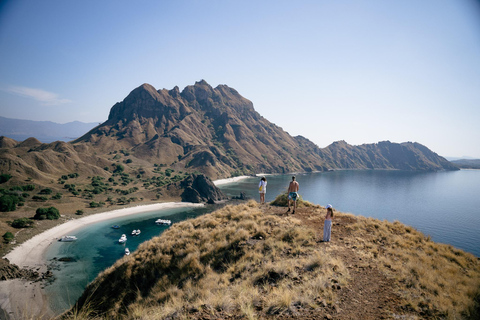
left=131, top=230, right=137, bottom=236
left=155, top=219, right=172, bottom=225
left=58, top=235, right=77, bottom=242
left=135, top=229, right=141, bottom=235
left=125, top=248, right=130, bottom=256
left=119, top=234, right=127, bottom=243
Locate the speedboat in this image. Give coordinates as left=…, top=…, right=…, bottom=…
left=155, top=219, right=172, bottom=225
left=119, top=234, right=127, bottom=243
left=135, top=229, right=141, bottom=236
left=125, top=248, right=130, bottom=256
left=131, top=229, right=137, bottom=236
left=58, top=235, right=77, bottom=242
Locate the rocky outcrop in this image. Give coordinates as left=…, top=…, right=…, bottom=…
left=180, top=174, right=226, bottom=203
left=0, top=258, right=45, bottom=281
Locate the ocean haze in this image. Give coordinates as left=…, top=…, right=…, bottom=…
left=0, top=116, right=99, bottom=143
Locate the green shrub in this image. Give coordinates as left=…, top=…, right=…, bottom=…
left=0, top=195, right=18, bottom=212
left=32, top=195, right=48, bottom=202
left=34, top=207, right=60, bottom=220
left=2, top=232, right=14, bottom=243
left=0, top=174, right=12, bottom=184
left=11, top=218, right=34, bottom=228
left=89, top=201, right=105, bottom=208
left=51, top=193, right=62, bottom=200
left=39, top=188, right=53, bottom=195
left=21, top=185, right=35, bottom=191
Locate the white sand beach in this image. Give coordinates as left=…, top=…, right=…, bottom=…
left=213, top=175, right=253, bottom=186
left=1, top=202, right=204, bottom=320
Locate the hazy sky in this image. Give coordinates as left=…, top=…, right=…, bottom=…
left=1, top=0, right=479, bottom=158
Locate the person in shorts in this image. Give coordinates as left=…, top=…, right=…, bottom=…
left=258, top=176, right=267, bottom=204
left=287, top=176, right=299, bottom=214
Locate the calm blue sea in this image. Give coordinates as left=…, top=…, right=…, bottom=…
left=219, top=170, right=480, bottom=258
left=44, top=169, right=480, bottom=314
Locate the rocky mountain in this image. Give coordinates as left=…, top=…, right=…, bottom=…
left=73, top=80, right=329, bottom=179
left=0, top=81, right=458, bottom=189
left=0, top=116, right=98, bottom=143
left=319, top=140, right=459, bottom=171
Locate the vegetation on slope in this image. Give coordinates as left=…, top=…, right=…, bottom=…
left=66, top=201, right=480, bottom=320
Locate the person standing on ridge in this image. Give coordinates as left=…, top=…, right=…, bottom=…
left=287, top=176, right=299, bottom=214
left=259, top=176, right=267, bottom=204
left=323, top=204, right=334, bottom=242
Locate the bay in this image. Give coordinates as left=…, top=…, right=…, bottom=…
left=44, top=169, right=480, bottom=314
left=218, top=169, right=480, bottom=257
left=44, top=205, right=212, bottom=313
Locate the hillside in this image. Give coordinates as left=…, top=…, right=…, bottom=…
left=319, top=140, right=458, bottom=171
left=451, top=159, right=480, bottom=169
left=68, top=201, right=480, bottom=320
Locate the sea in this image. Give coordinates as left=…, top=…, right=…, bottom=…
left=44, top=169, right=480, bottom=314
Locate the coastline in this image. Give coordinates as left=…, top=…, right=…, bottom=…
left=1, top=201, right=204, bottom=319
left=213, top=175, right=253, bottom=186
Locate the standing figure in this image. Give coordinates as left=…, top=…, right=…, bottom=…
left=287, top=176, right=299, bottom=214
left=323, top=204, right=334, bottom=242
left=258, top=176, right=267, bottom=204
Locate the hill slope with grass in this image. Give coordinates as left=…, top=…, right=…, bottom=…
left=68, top=200, right=480, bottom=320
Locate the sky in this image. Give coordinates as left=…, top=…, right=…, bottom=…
left=1, top=0, right=479, bottom=158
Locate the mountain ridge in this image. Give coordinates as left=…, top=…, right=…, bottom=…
left=0, top=80, right=458, bottom=196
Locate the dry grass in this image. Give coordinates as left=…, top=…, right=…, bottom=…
left=269, top=191, right=315, bottom=208
left=66, top=200, right=346, bottom=319
left=63, top=201, right=480, bottom=320
left=345, top=215, right=480, bottom=319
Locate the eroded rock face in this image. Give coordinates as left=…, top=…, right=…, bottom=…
left=180, top=174, right=226, bottom=203
left=0, top=258, right=43, bottom=281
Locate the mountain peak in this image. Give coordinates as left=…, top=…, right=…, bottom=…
left=194, top=79, right=211, bottom=87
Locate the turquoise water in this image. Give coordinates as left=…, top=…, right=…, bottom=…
left=44, top=205, right=212, bottom=313
left=219, top=170, right=480, bottom=257
left=44, top=169, right=480, bottom=314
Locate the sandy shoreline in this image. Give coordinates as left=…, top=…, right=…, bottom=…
left=1, top=176, right=250, bottom=319
left=4, top=202, right=204, bottom=268
left=1, top=202, right=204, bottom=319
left=213, top=175, right=253, bottom=186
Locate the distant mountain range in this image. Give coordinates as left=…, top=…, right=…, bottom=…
left=0, top=81, right=459, bottom=189
left=0, top=116, right=98, bottom=143
left=450, top=159, right=480, bottom=169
